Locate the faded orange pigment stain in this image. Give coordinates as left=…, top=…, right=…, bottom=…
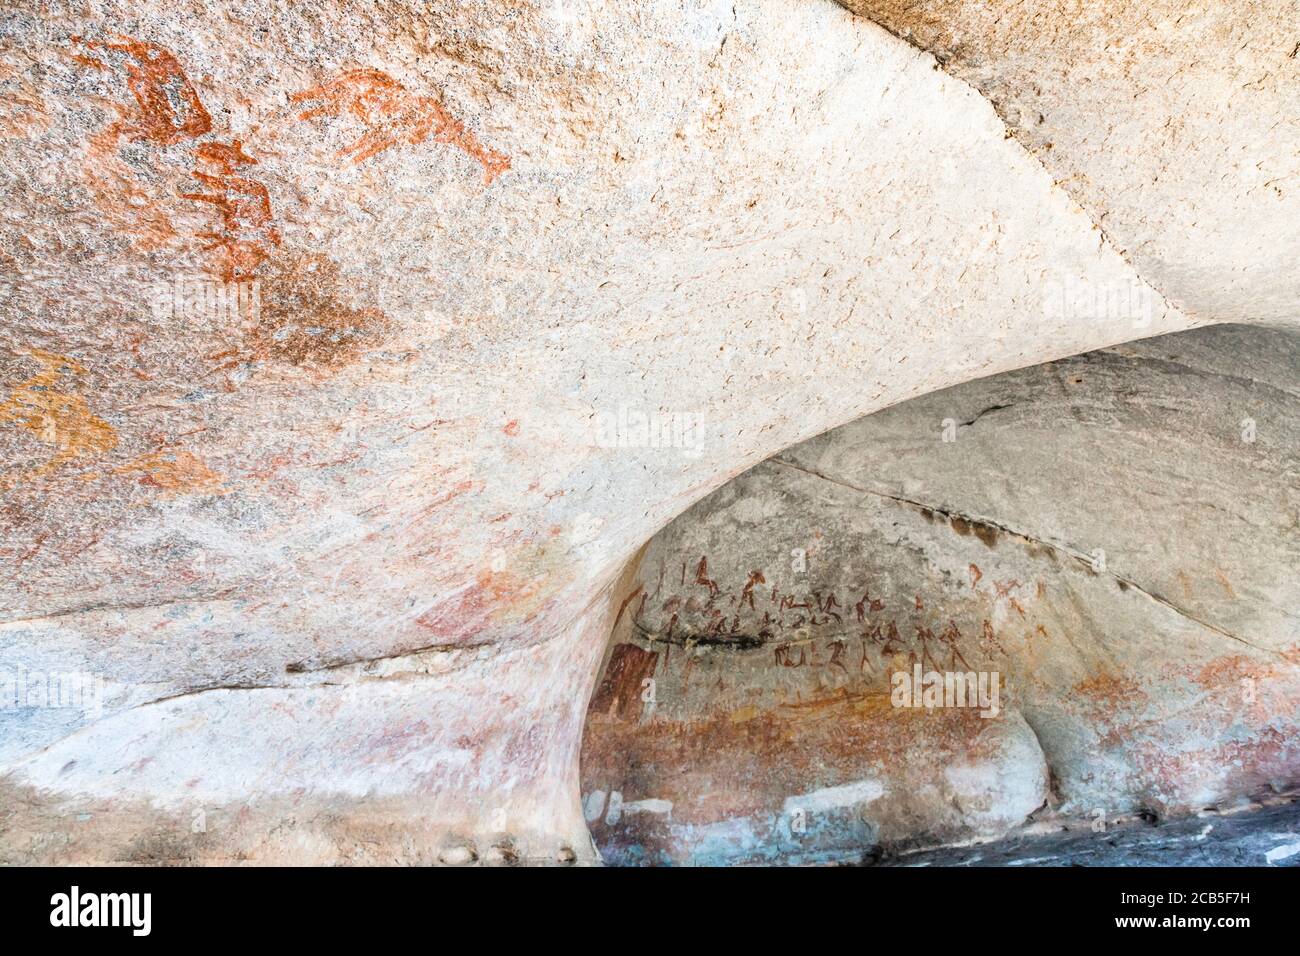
left=1129, top=730, right=1298, bottom=811
left=181, top=141, right=282, bottom=282
left=114, top=449, right=225, bottom=496
left=0, top=63, right=50, bottom=138
left=415, top=566, right=549, bottom=641
left=584, top=690, right=1002, bottom=832
left=82, top=131, right=179, bottom=250
left=209, top=254, right=389, bottom=371
left=0, top=350, right=117, bottom=490
left=1071, top=673, right=1149, bottom=715
left=1213, top=568, right=1237, bottom=599
left=1191, top=654, right=1281, bottom=690
left=413, top=532, right=574, bottom=643
left=292, top=69, right=511, bottom=184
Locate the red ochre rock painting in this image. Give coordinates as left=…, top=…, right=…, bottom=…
left=291, top=69, right=511, bottom=184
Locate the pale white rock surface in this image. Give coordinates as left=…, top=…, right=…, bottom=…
left=0, top=0, right=1294, bottom=862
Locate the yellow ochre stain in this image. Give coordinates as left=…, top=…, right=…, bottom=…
left=0, top=349, right=117, bottom=490
left=115, top=450, right=226, bottom=495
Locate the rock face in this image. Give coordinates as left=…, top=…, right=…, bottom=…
left=581, top=324, right=1300, bottom=865
left=835, top=0, right=1300, bottom=324
left=0, top=2, right=1295, bottom=864
left=886, top=800, right=1300, bottom=868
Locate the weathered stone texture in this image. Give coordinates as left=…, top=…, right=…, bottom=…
left=582, top=325, right=1299, bottom=864
left=0, top=1, right=1294, bottom=863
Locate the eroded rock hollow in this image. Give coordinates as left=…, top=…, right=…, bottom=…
left=582, top=324, right=1300, bottom=865
left=0, top=0, right=1296, bottom=864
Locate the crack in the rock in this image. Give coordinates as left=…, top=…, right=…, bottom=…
left=959, top=403, right=1013, bottom=428
left=5, top=646, right=494, bottom=767
left=630, top=621, right=767, bottom=650
left=6, top=648, right=512, bottom=767
left=3, top=679, right=325, bottom=768
left=143, top=680, right=337, bottom=706
left=1017, top=706, right=1064, bottom=810
left=282, top=640, right=487, bottom=675
left=832, top=1, right=1194, bottom=326
left=0, top=592, right=238, bottom=628
left=889, top=796, right=1300, bottom=866
left=1097, top=348, right=1300, bottom=405
left=768, top=456, right=1281, bottom=657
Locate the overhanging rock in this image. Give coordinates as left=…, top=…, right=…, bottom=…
left=0, top=1, right=1295, bottom=864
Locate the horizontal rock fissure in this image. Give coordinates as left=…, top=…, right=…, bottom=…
left=767, top=457, right=1276, bottom=656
